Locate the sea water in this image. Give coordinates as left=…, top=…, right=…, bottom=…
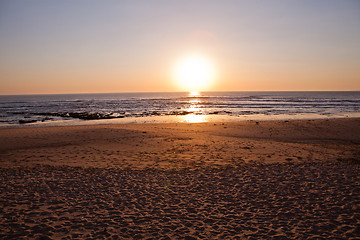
left=0, top=91, right=359, bottom=127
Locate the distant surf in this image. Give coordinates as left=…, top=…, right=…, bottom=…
left=0, top=91, right=359, bottom=126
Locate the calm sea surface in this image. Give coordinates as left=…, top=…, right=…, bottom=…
left=0, top=91, right=359, bottom=127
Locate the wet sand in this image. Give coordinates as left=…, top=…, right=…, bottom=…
left=0, top=118, right=359, bottom=239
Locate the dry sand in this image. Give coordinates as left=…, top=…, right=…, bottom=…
left=0, top=118, right=359, bottom=239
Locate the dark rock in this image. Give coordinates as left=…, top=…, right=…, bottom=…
left=41, top=117, right=53, bottom=122
left=37, top=112, right=126, bottom=120
left=19, top=119, right=37, bottom=124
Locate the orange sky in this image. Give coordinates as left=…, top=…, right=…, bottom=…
left=0, top=0, right=359, bottom=95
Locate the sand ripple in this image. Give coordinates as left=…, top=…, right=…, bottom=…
left=1, top=162, right=359, bottom=239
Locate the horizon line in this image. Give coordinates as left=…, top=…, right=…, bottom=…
left=1, top=90, right=359, bottom=96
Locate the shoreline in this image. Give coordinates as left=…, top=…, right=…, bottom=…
left=1, top=112, right=360, bottom=129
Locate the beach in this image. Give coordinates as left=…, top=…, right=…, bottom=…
left=2, top=0, right=360, bottom=238
left=1, top=118, right=359, bottom=239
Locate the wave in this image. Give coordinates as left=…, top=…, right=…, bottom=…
left=0, top=91, right=359, bottom=125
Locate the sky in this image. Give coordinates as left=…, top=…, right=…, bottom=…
left=0, top=0, right=359, bottom=95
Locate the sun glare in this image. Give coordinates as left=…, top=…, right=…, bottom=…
left=173, top=54, right=216, bottom=92
left=182, top=114, right=208, bottom=123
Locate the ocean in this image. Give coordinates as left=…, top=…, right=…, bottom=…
left=0, top=91, right=359, bottom=127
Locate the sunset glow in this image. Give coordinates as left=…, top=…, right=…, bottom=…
left=173, top=55, right=216, bottom=92
left=0, top=1, right=359, bottom=95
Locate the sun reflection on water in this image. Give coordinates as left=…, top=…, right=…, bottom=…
left=181, top=91, right=207, bottom=123
left=187, top=99, right=201, bottom=113
left=189, top=91, right=200, bottom=97
left=181, top=114, right=208, bottom=123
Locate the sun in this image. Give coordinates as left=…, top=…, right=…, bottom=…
left=173, top=54, right=216, bottom=92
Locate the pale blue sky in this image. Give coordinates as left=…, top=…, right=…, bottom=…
left=0, top=0, right=359, bottom=94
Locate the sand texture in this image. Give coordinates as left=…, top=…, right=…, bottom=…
left=0, top=118, right=360, bottom=239
left=1, top=118, right=359, bottom=169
